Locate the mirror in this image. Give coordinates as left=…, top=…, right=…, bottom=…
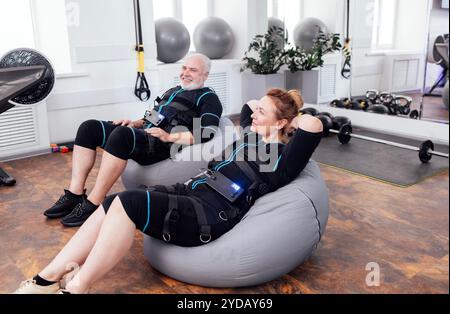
left=267, top=0, right=448, bottom=124
left=348, top=0, right=449, bottom=124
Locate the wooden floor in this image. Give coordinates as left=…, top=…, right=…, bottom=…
left=0, top=150, right=448, bottom=294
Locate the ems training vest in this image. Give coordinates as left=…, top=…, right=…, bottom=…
left=210, top=134, right=286, bottom=207
left=153, top=87, right=217, bottom=133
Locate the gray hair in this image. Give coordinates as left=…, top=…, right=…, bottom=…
left=185, top=53, right=211, bottom=74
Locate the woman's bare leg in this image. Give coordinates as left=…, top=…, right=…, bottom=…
left=65, top=197, right=136, bottom=293
left=38, top=207, right=106, bottom=282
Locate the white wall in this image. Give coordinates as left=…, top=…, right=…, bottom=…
left=213, top=0, right=267, bottom=60
left=395, top=0, right=431, bottom=52
left=302, top=0, right=342, bottom=33
left=47, top=0, right=157, bottom=143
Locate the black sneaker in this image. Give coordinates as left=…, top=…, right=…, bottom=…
left=61, top=198, right=99, bottom=227
left=44, top=189, right=86, bottom=219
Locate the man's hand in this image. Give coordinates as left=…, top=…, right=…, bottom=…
left=113, top=119, right=133, bottom=127
left=146, top=128, right=172, bottom=143
left=113, top=119, right=145, bottom=129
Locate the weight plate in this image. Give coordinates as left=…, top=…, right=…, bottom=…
left=317, top=115, right=333, bottom=137
left=338, top=124, right=352, bottom=144
left=419, top=140, right=434, bottom=163
left=409, top=110, right=419, bottom=120
left=0, top=48, right=55, bottom=105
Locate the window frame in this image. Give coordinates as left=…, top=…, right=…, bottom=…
left=372, top=0, right=399, bottom=50
left=0, top=0, right=72, bottom=74
left=154, top=0, right=214, bottom=20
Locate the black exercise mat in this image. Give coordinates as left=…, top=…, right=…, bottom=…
left=313, top=128, right=449, bottom=187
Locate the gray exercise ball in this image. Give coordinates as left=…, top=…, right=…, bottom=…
left=194, top=17, right=234, bottom=59
left=155, top=17, right=190, bottom=63
left=268, top=17, right=286, bottom=50
left=293, top=17, right=328, bottom=53
left=443, top=81, right=449, bottom=110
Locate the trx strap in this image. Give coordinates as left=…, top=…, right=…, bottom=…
left=133, top=0, right=151, bottom=101
left=341, top=0, right=352, bottom=79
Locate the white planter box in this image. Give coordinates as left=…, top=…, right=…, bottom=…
left=285, top=53, right=340, bottom=104
left=242, top=72, right=286, bottom=101
left=286, top=69, right=321, bottom=104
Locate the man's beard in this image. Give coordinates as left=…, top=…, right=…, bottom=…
left=181, top=77, right=203, bottom=90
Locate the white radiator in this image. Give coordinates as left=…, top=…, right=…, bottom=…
left=0, top=106, right=37, bottom=150
left=0, top=103, right=50, bottom=160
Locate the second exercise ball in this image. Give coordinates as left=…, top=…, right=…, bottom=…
left=268, top=17, right=286, bottom=50
left=194, top=17, right=234, bottom=59
left=293, top=17, right=327, bottom=53
left=155, top=17, right=190, bottom=63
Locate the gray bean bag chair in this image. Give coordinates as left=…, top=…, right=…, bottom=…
left=122, top=118, right=329, bottom=288
left=143, top=161, right=329, bottom=288
left=122, top=117, right=238, bottom=188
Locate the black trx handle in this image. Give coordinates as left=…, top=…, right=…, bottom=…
left=133, top=0, right=151, bottom=101
left=341, top=38, right=352, bottom=79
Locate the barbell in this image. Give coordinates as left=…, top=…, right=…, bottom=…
left=329, top=124, right=449, bottom=164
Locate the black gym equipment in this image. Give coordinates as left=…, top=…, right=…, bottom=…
left=327, top=123, right=449, bottom=164
left=330, top=98, right=345, bottom=108
left=334, top=89, right=416, bottom=118
left=133, top=0, right=151, bottom=102
left=316, top=114, right=333, bottom=137
left=409, top=110, right=420, bottom=120
left=424, top=34, right=449, bottom=98
left=367, top=104, right=389, bottom=115
left=300, top=107, right=319, bottom=116
left=331, top=116, right=351, bottom=131
left=0, top=49, right=55, bottom=186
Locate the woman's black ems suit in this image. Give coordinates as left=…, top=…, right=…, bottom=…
left=102, top=105, right=323, bottom=247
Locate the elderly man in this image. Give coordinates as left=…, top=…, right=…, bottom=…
left=45, top=53, right=223, bottom=227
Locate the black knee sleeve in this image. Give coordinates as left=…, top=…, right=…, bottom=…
left=75, top=120, right=106, bottom=150
left=103, top=190, right=150, bottom=231
left=103, top=126, right=137, bottom=160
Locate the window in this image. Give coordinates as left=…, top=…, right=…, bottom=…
left=267, top=0, right=301, bottom=44
left=182, top=0, right=208, bottom=51
left=0, top=0, right=72, bottom=74
left=0, top=0, right=35, bottom=56
left=153, top=0, right=211, bottom=52
left=372, top=0, right=398, bottom=49
left=153, top=0, right=175, bottom=21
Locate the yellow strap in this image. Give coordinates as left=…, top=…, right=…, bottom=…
left=137, top=51, right=145, bottom=73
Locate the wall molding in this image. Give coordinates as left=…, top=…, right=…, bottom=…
left=46, top=86, right=155, bottom=111
left=74, top=45, right=135, bottom=63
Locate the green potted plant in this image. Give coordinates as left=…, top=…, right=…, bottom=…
left=241, top=26, right=290, bottom=101
left=241, top=25, right=341, bottom=102
left=286, top=30, right=342, bottom=72
left=285, top=29, right=342, bottom=104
